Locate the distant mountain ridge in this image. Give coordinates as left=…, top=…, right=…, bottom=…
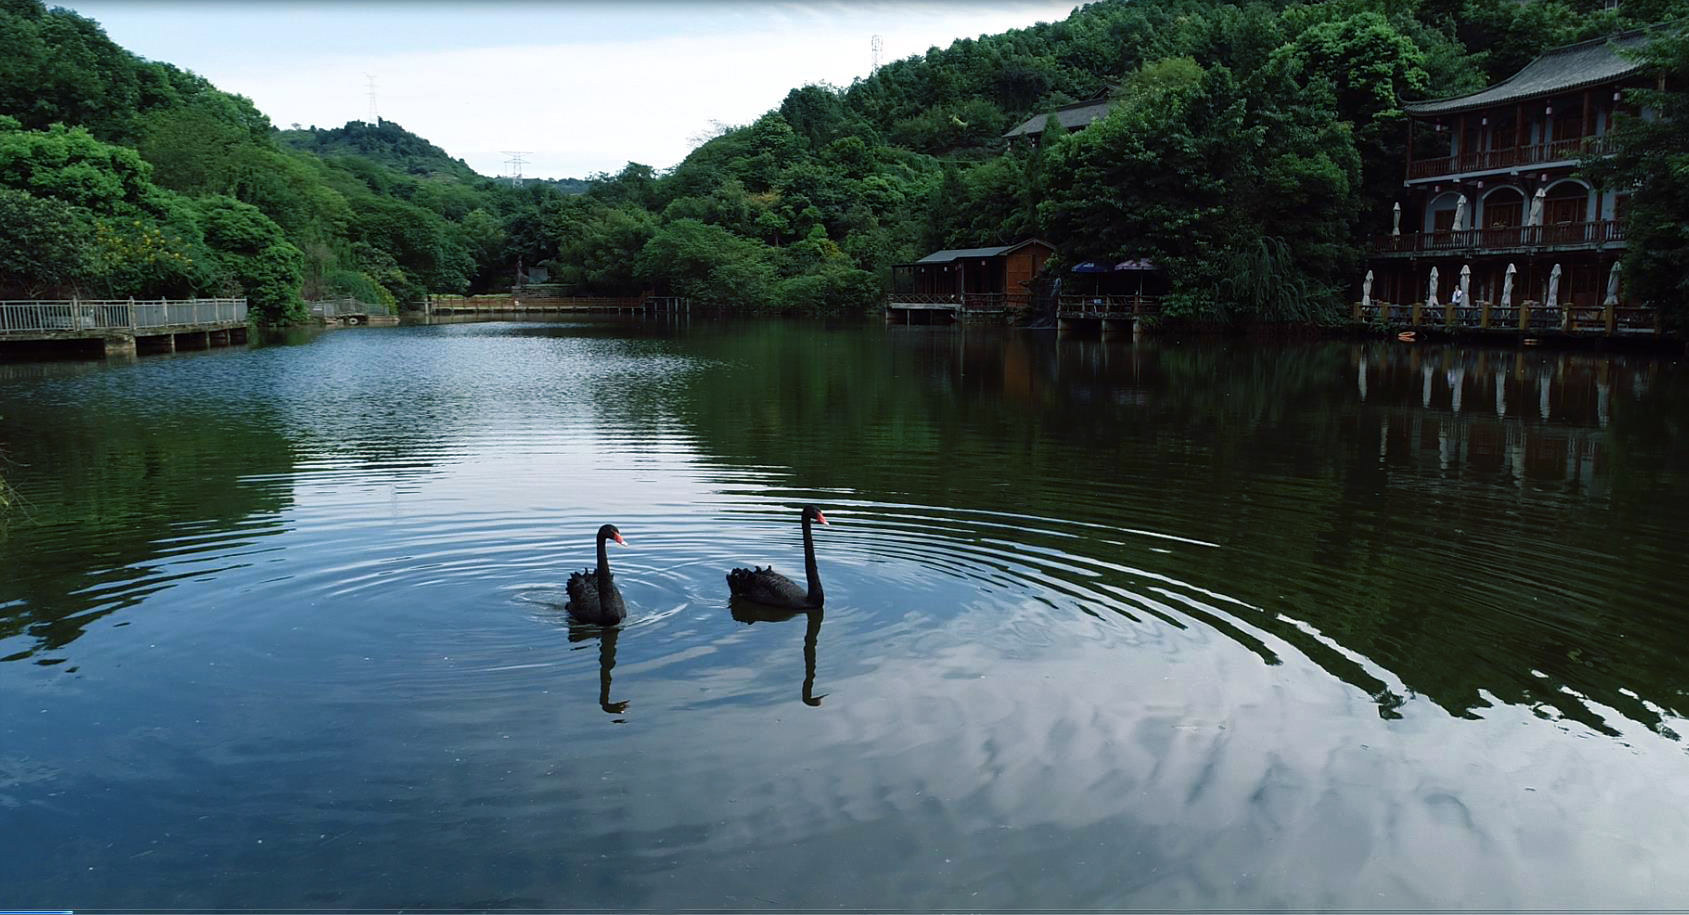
left=276, top=120, right=482, bottom=181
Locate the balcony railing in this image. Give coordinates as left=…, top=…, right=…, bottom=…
left=1056, top=295, right=1162, bottom=319
left=1353, top=299, right=1661, bottom=336
left=1407, top=136, right=1613, bottom=181
left=1370, top=220, right=1625, bottom=255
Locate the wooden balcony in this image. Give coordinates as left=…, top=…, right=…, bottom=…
left=1408, top=136, right=1612, bottom=181
left=1369, top=220, right=1625, bottom=257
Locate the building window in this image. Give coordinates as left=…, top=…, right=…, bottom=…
left=1546, top=184, right=1587, bottom=224
left=1485, top=197, right=1523, bottom=227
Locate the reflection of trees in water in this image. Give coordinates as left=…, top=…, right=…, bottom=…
left=0, top=400, right=297, bottom=664
left=731, top=602, right=826, bottom=707
left=672, top=326, right=1689, bottom=739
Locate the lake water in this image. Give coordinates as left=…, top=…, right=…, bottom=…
left=2, top=319, right=1687, bottom=910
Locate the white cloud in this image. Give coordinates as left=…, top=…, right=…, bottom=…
left=68, top=1, right=1080, bottom=179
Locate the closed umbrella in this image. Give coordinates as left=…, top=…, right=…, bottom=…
left=1362, top=269, right=1374, bottom=309
left=1500, top=263, right=1517, bottom=307
left=1527, top=187, right=1546, bottom=226
left=1392, top=202, right=1402, bottom=237
left=1604, top=261, right=1622, bottom=306
left=1454, top=194, right=1468, bottom=232
left=1427, top=266, right=1440, bottom=308
left=1546, top=264, right=1562, bottom=310
left=1458, top=263, right=1471, bottom=312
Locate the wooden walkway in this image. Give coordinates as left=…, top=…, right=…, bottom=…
left=0, top=298, right=248, bottom=356
left=426, top=294, right=689, bottom=317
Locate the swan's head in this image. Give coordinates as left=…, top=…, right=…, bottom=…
left=598, top=523, right=627, bottom=546
left=802, top=505, right=829, bottom=526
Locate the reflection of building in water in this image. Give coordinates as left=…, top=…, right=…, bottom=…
left=1353, top=344, right=1656, bottom=497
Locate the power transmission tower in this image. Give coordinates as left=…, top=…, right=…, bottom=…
left=501, top=151, right=531, bottom=187
left=871, top=35, right=883, bottom=75
left=364, top=73, right=380, bottom=126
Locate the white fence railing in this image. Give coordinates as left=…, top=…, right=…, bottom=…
left=308, top=298, right=373, bottom=318
left=0, top=298, right=247, bottom=337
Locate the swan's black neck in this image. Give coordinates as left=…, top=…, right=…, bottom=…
left=801, top=514, right=823, bottom=606
left=803, top=609, right=824, bottom=706
left=596, top=528, right=615, bottom=592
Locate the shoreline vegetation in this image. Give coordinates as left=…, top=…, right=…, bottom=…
left=1, top=0, right=1686, bottom=334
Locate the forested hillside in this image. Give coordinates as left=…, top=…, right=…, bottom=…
left=1, top=0, right=1684, bottom=324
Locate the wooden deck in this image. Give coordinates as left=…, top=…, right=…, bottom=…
left=885, top=293, right=1032, bottom=324
left=0, top=298, right=248, bottom=357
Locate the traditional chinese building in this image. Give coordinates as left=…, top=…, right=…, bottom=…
left=1365, top=29, right=1659, bottom=333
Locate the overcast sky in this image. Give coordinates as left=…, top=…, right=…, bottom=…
left=64, top=1, right=1081, bottom=179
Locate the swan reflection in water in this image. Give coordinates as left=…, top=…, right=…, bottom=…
left=567, top=624, right=630, bottom=716
left=731, top=602, right=827, bottom=707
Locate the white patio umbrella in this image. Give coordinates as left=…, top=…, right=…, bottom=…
left=1427, top=266, right=1440, bottom=308
left=1362, top=269, right=1374, bottom=308
left=1458, top=263, right=1471, bottom=311
left=1604, top=261, right=1622, bottom=306
left=1500, top=263, right=1517, bottom=307
left=1392, top=202, right=1402, bottom=236
left=1454, top=194, right=1468, bottom=231
left=1546, top=264, right=1562, bottom=310
left=1527, top=187, right=1546, bottom=226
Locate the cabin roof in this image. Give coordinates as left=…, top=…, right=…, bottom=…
left=1403, top=30, right=1652, bottom=116
left=912, top=239, right=1054, bottom=264
left=1002, top=96, right=1115, bottom=138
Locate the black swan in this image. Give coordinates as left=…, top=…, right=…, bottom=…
left=567, top=524, right=628, bottom=625
left=727, top=505, right=828, bottom=609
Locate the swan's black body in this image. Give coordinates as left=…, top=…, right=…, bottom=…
left=727, top=506, right=828, bottom=610
left=567, top=524, right=627, bottom=625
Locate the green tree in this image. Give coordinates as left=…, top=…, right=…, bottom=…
left=196, top=195, right=306, bottom=323
left=1586, top=27, right=1689, bottom=331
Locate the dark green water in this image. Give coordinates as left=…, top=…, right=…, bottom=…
left=2, top=319, right=1686, bottom=910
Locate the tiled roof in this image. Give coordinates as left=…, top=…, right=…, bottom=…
left=1002, top=99, right=1115, bottom=138
left=913, top=239, right=1054, bottom=264
left=1404, top=31, right=1652, bottom=116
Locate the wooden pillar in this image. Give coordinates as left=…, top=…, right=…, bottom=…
left=1515, top=102, right=1526, bottom=151
left=1411, top=301, right=1423, bottom=325
left=1519, top=301, right=1532, bottom=331
left=1457, top=115, right=1468, bottom=168
left=1481, top=301, right=1492, bottom=329
left=1406, top=118, right=1415, bottom=177
left=1605, top=299, right=1616, bottom=335
left=1582, top=89, right=1593, bottom=140
left=1445, top=300, right=1455, bottom=326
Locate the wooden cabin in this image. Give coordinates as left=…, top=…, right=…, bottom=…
left=887, top=239, right=1056, bottom=323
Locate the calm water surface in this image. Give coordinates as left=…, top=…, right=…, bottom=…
left=2, top=320, right=1687, bottom=910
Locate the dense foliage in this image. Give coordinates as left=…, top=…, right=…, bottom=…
left=1586, top=28, right=1689, bottom=332
left=1, top=0, right=1684, bottom=323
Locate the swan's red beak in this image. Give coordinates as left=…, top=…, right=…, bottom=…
left=613, top=532, right=628, bottom=546
left=815, top=511, right=829, bottom=525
